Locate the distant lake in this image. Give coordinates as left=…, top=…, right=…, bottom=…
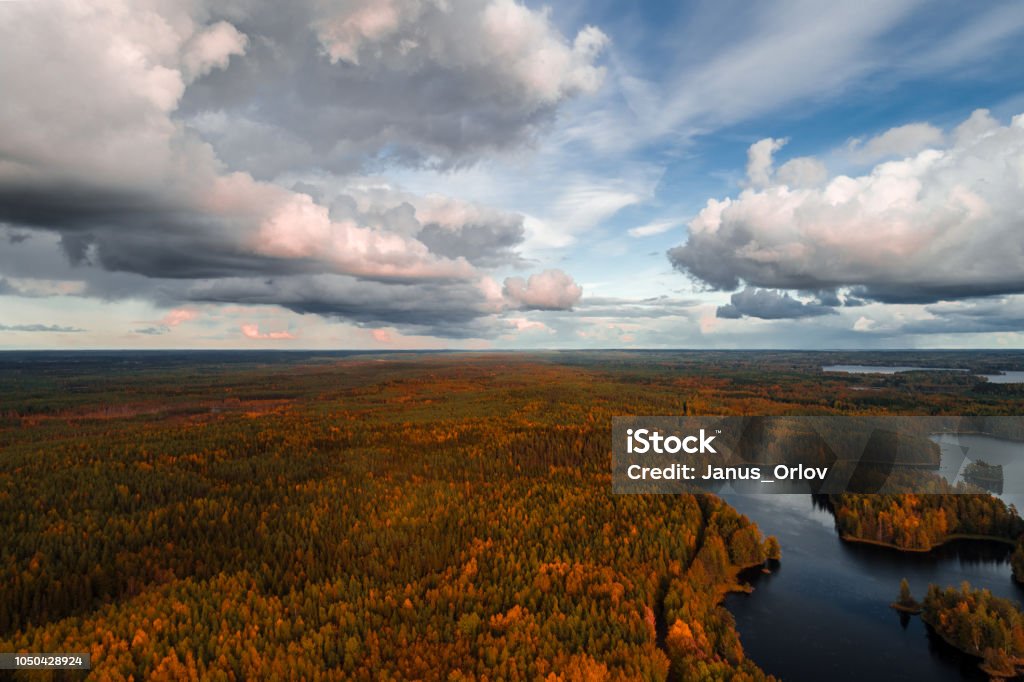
left=823, top=365, right=967, bottom=375
left=933, top=433, right=1024, bottom=511
left=724, top=494, right=1021, bottom=681
left=982, top=371, right=1024, bottom=384
left=822, top=365, right=1024, bottom=383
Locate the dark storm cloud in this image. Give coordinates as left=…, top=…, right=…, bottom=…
left=897, top=299, right=1024, bottom=334
left=803, top=289, right=842, bottom=307
left=416, top=220, right=526, bottom=268
left=0, top=0, right=600, bottom=338
left=716, top=288, right=837, bottom=320
left=183, top=274, right=500, bottom=338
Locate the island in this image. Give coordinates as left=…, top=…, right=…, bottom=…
left=962, top=459, right=1004, bottom=493
left=921, top=582, right=1024, bottom=679
left=890, top=578, right=922, bottom=614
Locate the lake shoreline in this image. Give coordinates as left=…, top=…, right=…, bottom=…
left=839, top=532, right=1017, bottom=553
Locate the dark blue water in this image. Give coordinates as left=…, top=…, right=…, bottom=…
left=723, top=494, right=1024, bottom=681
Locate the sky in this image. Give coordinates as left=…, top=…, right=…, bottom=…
left=2, top=0, right=1024, bottom=350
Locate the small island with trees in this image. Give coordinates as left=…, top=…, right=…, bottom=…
left=893, top=579, right=1024, bottom=678
left=963, top=459, right=1005, bottom=493
left=890, top=578, right=922, bottom=614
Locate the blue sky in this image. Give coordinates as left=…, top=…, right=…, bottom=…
left=2, top=0, right=1024, bottom=349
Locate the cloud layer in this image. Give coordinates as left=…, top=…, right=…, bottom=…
left=0, top=0, right=598, bottom=338
left=670, top=110, right=1024, bottom=307
left=716, top=288, right=837, bottom=320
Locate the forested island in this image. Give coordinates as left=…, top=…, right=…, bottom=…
left=1, top=349, right=1023, bottom=679
left=921, top=582, right=1024, bottom=678
left=831, top=492, right=1023, bottom=552
left=891, top=578, right=922, bottom=614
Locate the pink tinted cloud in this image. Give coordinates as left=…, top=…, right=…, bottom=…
left=502, top=269, right=582, bottom=310
left=371, top=328, right=393, bottom=343
left=162, top=308, right=199, bottom=327
left=241, top=323, right=296, bottom=340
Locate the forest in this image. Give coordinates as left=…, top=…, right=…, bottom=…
left=1, top=349, right=1024, bottom=680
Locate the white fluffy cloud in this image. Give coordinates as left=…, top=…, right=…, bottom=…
left=181, top=21, right=249, bottom=83
left=746, top=137, right=788, bottom=188
left=628, top=219, right=680, bottom=238
left=502, top=269, right=583, bottom=310
left=847, top=122, right=945, bottom=163
left=314, top=0, right=608, bottom=107
left=670, top=109, right=1024, bottom=304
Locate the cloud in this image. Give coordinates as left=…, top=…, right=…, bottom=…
left=716, top=288, right=837, bottom=319
left=411, top=195, right=527, bottom=266
left=775, top=156, right=828, bottom=189
left=746, top=137, right=787, bottom=188
left=161, top=308, right=199, bottom=327
left=898, top=297, right=1024, bottom=334
left=745, top=138, right=828, bottom=190
left=669, top=109, right=1024, bottom=304
left=573, top=295, right=699, bottom=319
left=240, top=323, right=296, bottom=340
left=130, top=308, right=199, bottom=336
left=0, top=323, right=84, bottom=332
left=622, top=0, right=922, bottom=142
left=313, top=0, right=607, bottom=105
left=0, top=0, right=603, bottom=339
left=183, top=0, right=609, bottom=173
left=0, top=277, right=86, bottom=297
left=628, top=219, right=679, bottom=238
left=847, top=122, right=945, bottom=163
left=502, top=269, right=583, bottom=310
left=853, top=316, right=876, bottom=332
left=181, top=21, right=248, bottom=83
left=185, top=274, right=500, bottom=337
left=524, top=179, right=652, bottom=249
left=505, top=317, right=553, bottom=334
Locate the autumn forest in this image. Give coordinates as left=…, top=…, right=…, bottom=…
left=2, top=350, right=1024, bottom=680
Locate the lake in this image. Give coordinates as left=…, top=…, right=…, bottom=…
left=821, top=365, right=1024, bottom=383
left=933, top=432, right=1024, bottom=511
left=982, top=371, right=1024, bottom=384
left=822, top=365, right=967, bottom=374
left=723, top=494, right=1022, bottom=681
